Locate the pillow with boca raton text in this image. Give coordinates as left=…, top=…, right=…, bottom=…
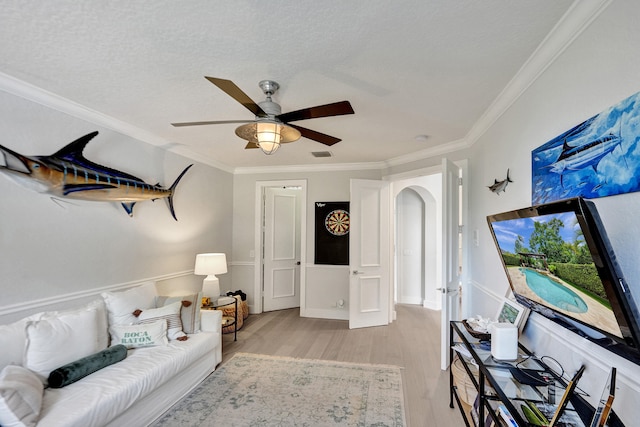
left=109, top=319, right=168, bottom=349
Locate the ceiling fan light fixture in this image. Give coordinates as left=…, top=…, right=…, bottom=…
left=235, top=120, right=302, bottom=155
left=256, top=121, right=282, bottom=155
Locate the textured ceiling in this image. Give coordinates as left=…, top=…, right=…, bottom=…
left=0, top=1, right=576, bottom=170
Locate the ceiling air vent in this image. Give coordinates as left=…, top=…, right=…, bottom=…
left=311, top=151, right=333, bottom=158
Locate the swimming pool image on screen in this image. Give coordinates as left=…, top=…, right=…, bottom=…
left=493, top=211, right=623, bottom=339
left=520, top=268, right=587, bottom=313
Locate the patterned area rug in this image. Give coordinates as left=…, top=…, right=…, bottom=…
left=152, top=352, right=406, bottom=426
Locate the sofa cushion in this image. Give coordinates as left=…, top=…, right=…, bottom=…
left=136, top=301, right=186, bottom=340
left=24, top=306, right=102, bottom=383
left=102, top=282, right=157, bottom=327
left=1, top=300, right=108, bottom=373
left=0, top=314, right=45, bottom=372
left=110, top=320, right=168, bottom=349
left=156, top=293, right=201, bottom=334
left=0, top=365, right=44, bottom=427
left=37, top=331, right=218, bottom=427
left=48, top=345, right=128, bottom=389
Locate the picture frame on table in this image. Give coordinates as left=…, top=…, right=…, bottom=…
left=471, top=395, right=496, bottom=427
left=590, top=367, right=616, bottom=427
left=495, top=298, right=530, bottom=333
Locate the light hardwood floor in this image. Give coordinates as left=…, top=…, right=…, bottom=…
left=220, top=304, right=463, bottom=427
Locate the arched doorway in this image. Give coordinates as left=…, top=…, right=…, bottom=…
left=394, top=176, right=441, bottom=309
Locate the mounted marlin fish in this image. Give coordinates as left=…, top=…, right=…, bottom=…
left=0, top=131, right=193, bottom=220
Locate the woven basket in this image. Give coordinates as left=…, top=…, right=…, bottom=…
left=451, top=356, right=478, bottom=405
left=462, top=319, right=491, bottom=341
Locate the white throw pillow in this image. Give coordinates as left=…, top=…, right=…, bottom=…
left=136, top=301, right=186, bottom=340
left=0, top=300, right=108, bottom=373
left=44, top=300, right=109, bottom=351
left=109, top=320, right=168, bottom=349
left=0, top=365, right=43, bottom=427
left=101, top=282, right=157, bottom=326
left=156, top=293, right=201, bottom=334
left=24, top=307, right=100, bottom=382
left=0, top=313, right=45, bottom=372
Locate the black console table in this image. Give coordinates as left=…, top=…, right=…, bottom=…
left=449, top=321, right=624, bottom=427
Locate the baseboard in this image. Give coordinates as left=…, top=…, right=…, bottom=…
left=398, top=296, right=423, bottom=305
left=301, top=308, right=349, bottom=321
left=422, top=299, right=440, bottom=310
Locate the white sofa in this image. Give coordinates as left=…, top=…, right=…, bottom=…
left=0, top=282, right=222, bottom=427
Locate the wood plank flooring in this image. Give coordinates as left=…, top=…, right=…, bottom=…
left=220, top=304, right=463, bottom=427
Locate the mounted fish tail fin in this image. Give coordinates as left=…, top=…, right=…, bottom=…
left=506, top=168, right=513, bottom=182
left=165, top=164, right=194, bottom=221
left=121, top=202, right=136, bottom=217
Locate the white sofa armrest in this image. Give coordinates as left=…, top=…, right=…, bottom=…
left=200, top=309, right=222, bottom=333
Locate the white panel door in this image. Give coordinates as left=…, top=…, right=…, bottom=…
left=440, top=158, right=461, bottom=370
left=349, top=179, right=391, bottom=329
left=263, top=187, right=301, bottom=312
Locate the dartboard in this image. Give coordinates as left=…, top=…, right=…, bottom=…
left=325, top=209, right=350, bottom=236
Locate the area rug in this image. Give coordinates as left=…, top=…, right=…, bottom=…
left=151, top=352, right=406, bottom=426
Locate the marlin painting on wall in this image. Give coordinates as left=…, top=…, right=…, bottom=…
left=532, top=91, right=640, bottom=205
left=0, top=131, right=192, bottom=220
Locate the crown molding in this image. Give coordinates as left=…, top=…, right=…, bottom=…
left=233, top=160, right=385, bottom=175
left=0, top=71, right=235, bottom=174
left=0, top=1, right=611, bottom=175
left=383, top=138, right=470, bottom=168
left=464, top=0, right=612, bottom=146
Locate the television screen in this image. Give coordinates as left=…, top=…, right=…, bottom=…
left=487, top=198, right=640, bottom=363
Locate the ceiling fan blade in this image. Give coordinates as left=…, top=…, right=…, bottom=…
left=245, top=142, right=259, bottom=149
left=288, top=124, right=342, bottom=146
left=205, top=77, right=266, bottom=117
left=277, top=101, right=354, bottom=123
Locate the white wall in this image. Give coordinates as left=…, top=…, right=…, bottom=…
left=0, top=90, right=234, bottom=319
left=231, top=168, right=381, bottom=317
left=459, top=2, right=640, bottom=423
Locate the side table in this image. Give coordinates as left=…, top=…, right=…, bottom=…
left=202, top=297, right=238, bottom=341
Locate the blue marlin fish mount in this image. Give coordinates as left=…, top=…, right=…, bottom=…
left=488, top=169, right=512, bottom=194
left=0, top=131, right=192, bottom=220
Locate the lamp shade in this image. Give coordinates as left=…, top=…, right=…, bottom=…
left=195, top=253, right=227, bottom=301
left=194, top=253, right=227, bottom=275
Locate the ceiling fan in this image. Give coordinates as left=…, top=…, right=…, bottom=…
left=171, top=77, right=355, bottom=154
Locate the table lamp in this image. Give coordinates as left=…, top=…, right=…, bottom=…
left=194, top=253, right=227, bottom=303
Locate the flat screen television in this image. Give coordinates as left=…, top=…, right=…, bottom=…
left=487, top=197, right=640, bottom=364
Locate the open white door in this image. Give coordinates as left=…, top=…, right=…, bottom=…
left=349, top=179, right=391, bottom=329
left=263, top=187, right=301, bottom=312
left=440, top=158, right=461, bottom=370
